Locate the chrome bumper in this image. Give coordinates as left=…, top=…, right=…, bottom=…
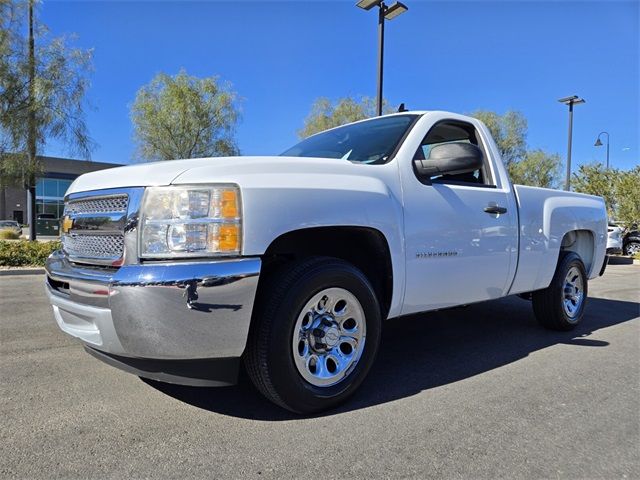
left=45, top=250, right=261, bottom=382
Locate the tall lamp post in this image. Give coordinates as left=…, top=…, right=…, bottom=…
left=594, top=131, right=610, bottom=169
left=558, top=95, right=586, bottom=191
left=356, top=0, right=408, bottom=116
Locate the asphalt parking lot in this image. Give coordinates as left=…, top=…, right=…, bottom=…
left=1, top=265, right=638, bottom=479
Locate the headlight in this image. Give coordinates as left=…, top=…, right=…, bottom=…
left=139, top=185, right=241, bottom=258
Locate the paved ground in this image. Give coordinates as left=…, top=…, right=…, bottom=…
left=1, top=266, right=638, bottom=479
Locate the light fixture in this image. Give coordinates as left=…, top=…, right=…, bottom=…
left=558, top=95, right=585, bottom=106
left=384, top=1, right=408, bottom=20
left=139, top=185, right=242, bottom=258
left=356, top=0, right=382, bottom=10
left=594, top=131, right=610, bottom=169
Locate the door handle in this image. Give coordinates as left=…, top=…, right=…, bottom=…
left=484, top=205, right=507, bottom=214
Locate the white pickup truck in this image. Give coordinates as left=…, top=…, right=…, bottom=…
left=45, top=111, right=608, bottom=413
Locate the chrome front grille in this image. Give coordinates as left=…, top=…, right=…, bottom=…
left=64, top=195, right=128, bottom=215
left=62, top=234, right=125, bottom=260
left=62, top=192, right=132, bottom=265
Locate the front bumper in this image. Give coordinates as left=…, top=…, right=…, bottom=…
left=45, top=250, right=261, bottom=385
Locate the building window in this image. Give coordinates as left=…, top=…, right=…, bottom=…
left=58, top=180, right=72, bottom=197
left=35, top=178, right=73, bottom=219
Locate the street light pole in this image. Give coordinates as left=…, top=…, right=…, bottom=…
left=594, top=131, right=610, bottom=169
left=376, top=4, right=385, bottom=117
left=356, top=0, right=408, bottom=116
left=566, top=101, right=574, bottom=191
left=558, top=95, right=586, bottom=191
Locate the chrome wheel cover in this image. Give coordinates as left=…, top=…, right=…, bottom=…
left=625, top=242, right=640, bottom=255
left=563, top=266, right=584, bottom=320
left=292, top=287, right=366, bottom=387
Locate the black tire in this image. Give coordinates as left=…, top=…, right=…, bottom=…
left=624, top=240, right=640, bottom=256
left=532, top=251, right=588, bottom=331
left=244, top=256, right=382, bottom=414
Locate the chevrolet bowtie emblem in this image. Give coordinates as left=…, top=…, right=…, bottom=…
left=61, top=215, right=74, bottom=234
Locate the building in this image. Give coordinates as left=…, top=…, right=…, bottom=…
left=0, top=156, right=122, bottom=224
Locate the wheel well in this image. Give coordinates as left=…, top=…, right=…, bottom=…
left=260, top=227, right=393, bottom=318
left=625, top=235, right=640, bottom=246
left=560, top=230, right=595, bottom=274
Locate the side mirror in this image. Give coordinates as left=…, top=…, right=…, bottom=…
left=414, top=142, right=484, bottom=179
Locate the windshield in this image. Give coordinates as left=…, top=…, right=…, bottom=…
left=281, top=114, right=418, bottom=164
left=0, top=221, right=17, bottom=227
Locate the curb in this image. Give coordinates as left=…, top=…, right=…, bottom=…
left=608, top=256, right=640, bottom=266
left=0, top=268, right=45, bottom=276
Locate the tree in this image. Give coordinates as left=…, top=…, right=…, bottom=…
left=298, top=96, right=395, bottom=139
left=469, top=110, right=527, bottom=168
left=615, top=166, right=640, bottom=227
left=131, top=70, right=240, bottom=161
left=470, top=110, right=562, bottom=188
left=572, top=163, right=639, bottom=227
left=1, top=0, right=94, bottom=239
left=1, top=0, right=17, bottom=151
left=0, top=0, right=20, bottom=218
left=1, top=0, right=30, bottom=184
left=509, top=149, right=562, bottom=189
left=571, top=163, right=618, bottom=218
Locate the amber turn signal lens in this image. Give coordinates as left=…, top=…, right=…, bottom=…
left=217, top=224, right=240, bottom=252
left=221, top=190, right=239, bottom=218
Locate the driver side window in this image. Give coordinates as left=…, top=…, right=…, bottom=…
left=414, top=121, right=493, bottom=186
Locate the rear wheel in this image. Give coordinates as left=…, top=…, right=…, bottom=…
left=532, top=251, right=588, bottom=331
left=245, top=257, right=381, bottom=414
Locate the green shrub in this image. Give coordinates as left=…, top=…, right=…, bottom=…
left=0, top=240, right=61, bottom=267
left=0, top=229, right=20, bottom=240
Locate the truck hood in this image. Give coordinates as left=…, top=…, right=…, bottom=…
left=66, top=156, right=351, bottom=195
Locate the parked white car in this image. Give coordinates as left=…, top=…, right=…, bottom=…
left=45, top=111, right=608, bottom=413
left=606, top=223, right=623, bottom=254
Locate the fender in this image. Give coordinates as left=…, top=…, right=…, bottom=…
left=172, top=157, right=407, bottom=318
left=510, top=185, right=607, bottom=294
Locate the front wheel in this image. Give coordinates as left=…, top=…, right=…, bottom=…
left=532, top=251, right=588, bottom=331
left=245, top=257, right=381, bottom=414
